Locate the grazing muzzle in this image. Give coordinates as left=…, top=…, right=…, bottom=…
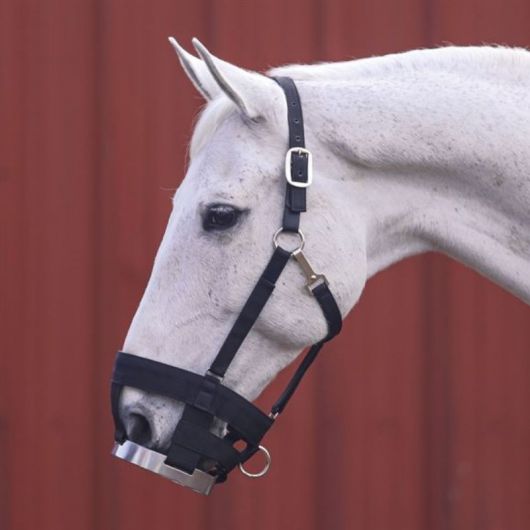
left=110, top=77, right=343, bottom=495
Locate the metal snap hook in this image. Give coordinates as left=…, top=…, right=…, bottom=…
left=272, top=227, right=305, bottom=254
left=238, top=445, right=272, bottom=478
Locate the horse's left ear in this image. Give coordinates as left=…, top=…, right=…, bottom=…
left=192, top=37, right=279, bottom=121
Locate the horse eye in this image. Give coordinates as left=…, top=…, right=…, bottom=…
left=203, top=204, right=242, bottom=231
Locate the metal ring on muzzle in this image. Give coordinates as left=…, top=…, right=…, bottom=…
left=238, top=445, right=271, bottom=478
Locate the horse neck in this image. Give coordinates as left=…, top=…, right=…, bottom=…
left=303, top=59, right=530, bottom=303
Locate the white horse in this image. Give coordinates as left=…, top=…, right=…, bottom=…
left=119, top=38, right=530, bottom=450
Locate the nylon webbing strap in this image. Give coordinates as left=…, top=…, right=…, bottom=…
left=112, top=352, right=273, bottom=444
left=112, top=352, right=275, bottom=478
left=270, top=281, right=342, bottom=416
left=208, top=246, right=291, bottom=377
left=313, top=282, right=342, bottom=340
left=272, top=76, right=309, bottom=232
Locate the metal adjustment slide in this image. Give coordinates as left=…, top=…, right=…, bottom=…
left=292, top=249, right=328, bottom=293
left=285, top=147, right=313, bottom=188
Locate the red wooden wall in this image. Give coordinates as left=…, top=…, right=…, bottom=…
left=1, top=1, right=529, bottom=529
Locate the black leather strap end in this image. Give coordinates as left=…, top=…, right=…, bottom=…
left=282, top=204, right=301, bottom=232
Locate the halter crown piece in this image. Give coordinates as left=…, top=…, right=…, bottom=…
left=110, top=77, right=343, bottom=494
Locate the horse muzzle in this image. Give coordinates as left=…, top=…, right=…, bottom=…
left=110, top=351, right=274, bottom=495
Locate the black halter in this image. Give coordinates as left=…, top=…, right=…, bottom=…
left=111, top=77, right=343, bottom=494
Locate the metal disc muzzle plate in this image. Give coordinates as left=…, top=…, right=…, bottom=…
left=112, top=441, right=216, bottom=495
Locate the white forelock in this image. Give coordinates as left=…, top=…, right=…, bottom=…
left=189, top=97, right=237, bottom=160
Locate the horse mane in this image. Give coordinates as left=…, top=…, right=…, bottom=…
left=190, top=46, right=530, bottom=159
left=268, top=45, right=530, bottom=83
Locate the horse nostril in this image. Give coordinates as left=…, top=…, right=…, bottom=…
left=127, top=412, right=153, bottom=446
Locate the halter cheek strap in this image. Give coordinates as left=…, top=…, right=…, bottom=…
left=276, top=76, right=309, bottom=232
left=110, top=76, right=343, bottom=494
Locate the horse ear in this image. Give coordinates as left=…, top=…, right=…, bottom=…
left=168, top=37, right=220, bottom=101
left=191, top=37, right=277, bottom=120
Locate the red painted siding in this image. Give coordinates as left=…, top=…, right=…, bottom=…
left=1, top=1, right=529, bottom=529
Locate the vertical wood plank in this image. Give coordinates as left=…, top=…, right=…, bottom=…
left=1, top=1, right=98, bottom=529
left=0, top=2, right=27, bottom=529
left=319, top=2, right=432, bottom=529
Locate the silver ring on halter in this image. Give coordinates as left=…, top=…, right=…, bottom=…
left=238, top=445, right=272, bottom=478
left=272, top=228, right=305, bottom=253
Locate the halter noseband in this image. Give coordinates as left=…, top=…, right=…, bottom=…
left=110, top=77, right=343, bottom=495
